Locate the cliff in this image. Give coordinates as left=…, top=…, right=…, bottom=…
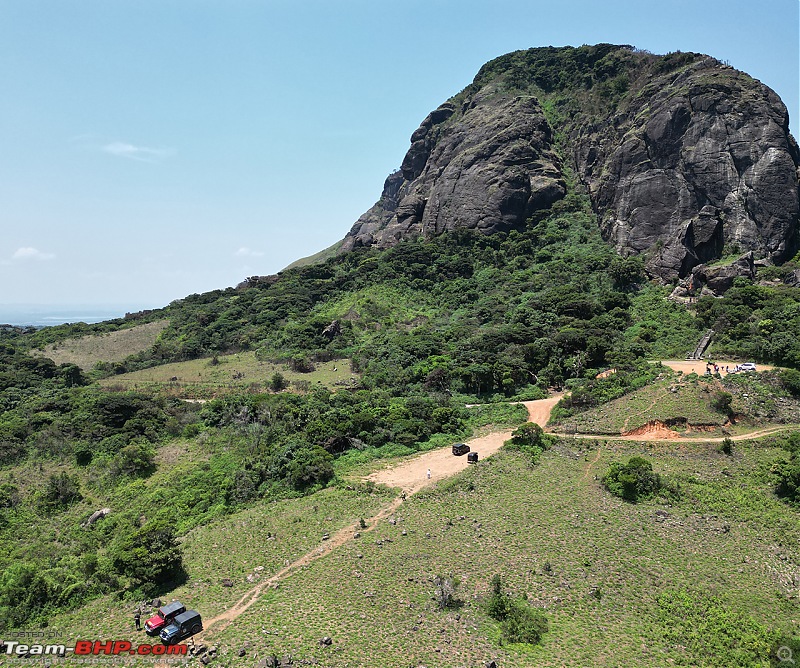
left=341, top=45, right=800, bottom=281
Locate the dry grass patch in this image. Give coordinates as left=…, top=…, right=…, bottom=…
left=99, top=352, right=358, bottom=398
left=32, top=320, right=169, bottom=369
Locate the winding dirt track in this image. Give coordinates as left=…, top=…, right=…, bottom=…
left=196, top=393, right=792, bottom=642
left=199, top=397, right=561, bottom=639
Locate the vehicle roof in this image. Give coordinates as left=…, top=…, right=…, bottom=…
left=160, top=601, right=185, bottom=615
left=173, top=610, right=201, bottom=624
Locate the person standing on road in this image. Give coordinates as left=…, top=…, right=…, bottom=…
left=427, top=468, right=431, bottom=479
left=134, top=611, right=141, bottom=631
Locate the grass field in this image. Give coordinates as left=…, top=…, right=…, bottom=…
left=32, top=320, right=169, bottom=369
left=98, top=351, right=358, bottom=398
left=40, top=434, right=799, bottom=667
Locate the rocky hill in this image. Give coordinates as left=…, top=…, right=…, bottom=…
left=342, top=44, right=800, bottom=282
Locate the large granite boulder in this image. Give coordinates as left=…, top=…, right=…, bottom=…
left=341, top=45, right=800, bottom=283
left=341, top=90, right=566, bottom=251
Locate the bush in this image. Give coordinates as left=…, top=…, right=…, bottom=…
left=711, top=391, right=733, bottom=414
left=505, top=422, right=554, bottom=460
left=485, top=574, right=547, bottom=645
left=486, top=574, right=512, bottom=621
left=39, top=472, right=82, bottom=510
left=501, top=601, right=549, bottom=645
left=773, top=458, right=800, bottom=505
left=602, top=456, right=662, bottom=502
left=780, top=369, right=800, bottom=397
left=107, top=441, right=155, bottom=480
left=109, top=515, right=184, bottom=595
left=269, top=372, right=289, bottom=392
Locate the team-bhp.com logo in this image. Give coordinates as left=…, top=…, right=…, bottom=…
left=2, top=640, right=188, bottom=657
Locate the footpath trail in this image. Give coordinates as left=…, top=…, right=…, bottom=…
left=200, top=396, right=561, bottom=639
left=196, top=392, right=790, bottom=643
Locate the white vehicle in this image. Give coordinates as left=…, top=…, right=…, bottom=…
left=739, top=362, right=757, bottom=372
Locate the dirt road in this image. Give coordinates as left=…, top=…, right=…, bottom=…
left=194, top=391, right=791, bottom=644
left=660, top=359, right=774, bottom=376
left=199, top=395, right=562, bottom=640
left=367, top=396, right=562, bottom=494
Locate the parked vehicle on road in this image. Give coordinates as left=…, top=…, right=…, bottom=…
left=159, top=610, right=203, bottom=645
left=144, top=601, right=186, bottom=635
left=452, top=443, right=470, bottom=456
left=739, top=362, right=757, bottom=371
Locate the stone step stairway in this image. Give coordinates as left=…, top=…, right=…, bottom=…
left=687, top=329, right=714, bottom=360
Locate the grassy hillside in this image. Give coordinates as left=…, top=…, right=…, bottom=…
left=551, top=368, right=800, bottom=436
left=40, top=434, right=800, bottom=666
left=2, top=177, right=799, bottom=665
left=98, top=351, right=357, bottom=399
left=32, top=319, right=169, bottom=370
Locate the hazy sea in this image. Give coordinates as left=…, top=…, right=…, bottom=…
left=0, top=304, right=153, bottom=328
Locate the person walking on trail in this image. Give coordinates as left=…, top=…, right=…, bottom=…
left=427, top=468, right=431, bottom=480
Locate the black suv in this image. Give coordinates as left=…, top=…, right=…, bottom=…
left=452, top=443, right=470, bottom=456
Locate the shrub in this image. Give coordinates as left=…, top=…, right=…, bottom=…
left=602, top=456, right=662, bottom=502
left=505, top=422, right=554, bottom=460
left=780, top=369, right=800, bottom=397
left=107, top=441, right=155, bottom=480
left=501, top=601, right=548, bottom=645
left=485, top=574, right=547, bottom=645
left=269, top=372, right=289, bottom=392
left=39, top=472, right=82, bottom=510
left=486, top=574, right=512, bottom=621
left=718, top=437, right=734, bottom=456
left=109, top=515, right=184, bottom=595
left=773, top=458, right=800, bottom=505
left=711, top=391, right=733, bottom=414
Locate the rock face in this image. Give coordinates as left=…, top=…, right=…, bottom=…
left=342, top=92, right=566, bottom=250
left=341, top=45, right=800, bottom=281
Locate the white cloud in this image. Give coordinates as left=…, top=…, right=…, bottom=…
left=12, top=247, right=55, bottom=261
left=102, top=141, right=175, bottom=163
left=235, top=247, right=264, bottom=257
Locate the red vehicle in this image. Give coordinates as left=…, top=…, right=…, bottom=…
left=144, top=601, right=186, bottom=635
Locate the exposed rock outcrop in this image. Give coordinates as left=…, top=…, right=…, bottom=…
left=342, top=92, right=566, bottom=250
left=341, top=45, right=800, bottom=283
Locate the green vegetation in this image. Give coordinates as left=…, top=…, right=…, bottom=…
left=0, top=90, right=797, bottom=661
left=696, top=276, right=800, bottom=367
left=773, top=432, right=800, bottom=507
left=602, top=456, right=664, bottom=502
left=486, top=574, right=549, bottom=646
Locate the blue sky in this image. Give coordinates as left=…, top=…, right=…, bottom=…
left=1, top=0, right=798, bottom=310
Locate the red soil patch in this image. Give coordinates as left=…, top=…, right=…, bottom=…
left=621, top=420, right=680, bottom=439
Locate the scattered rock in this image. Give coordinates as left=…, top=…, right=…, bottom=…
left=82, top=507, right=111, bottom=528
left=221, top=578, right=234, bottom=587
left=319, top=636, right=332, bottom=646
